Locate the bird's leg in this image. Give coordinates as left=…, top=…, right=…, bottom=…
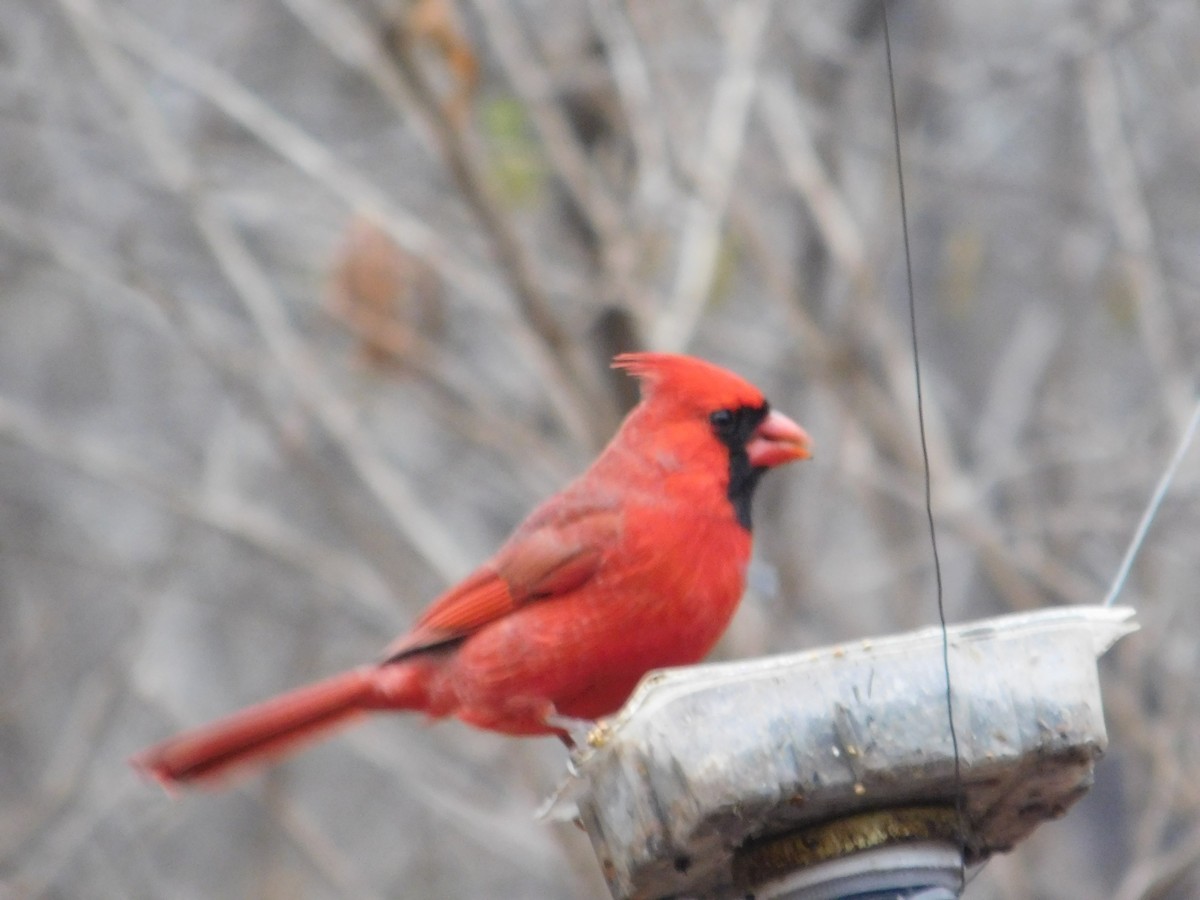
left=544, top=711, right=600, bottom=749
left=534, top=712, right=615, bottom=821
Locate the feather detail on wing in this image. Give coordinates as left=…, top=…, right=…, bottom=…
left=381, top=503, right=621, bottom=662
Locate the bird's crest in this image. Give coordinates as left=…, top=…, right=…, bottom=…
left=612, top=353, right=766, bottom=412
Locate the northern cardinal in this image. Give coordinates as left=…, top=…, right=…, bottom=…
left=132, top=353, right=811, bottom=787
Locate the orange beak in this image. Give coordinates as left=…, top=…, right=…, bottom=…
left=745, top=410, right=812, bottom=468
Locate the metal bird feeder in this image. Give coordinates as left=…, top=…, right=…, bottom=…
left=563, top=605, right=1136, bottom=899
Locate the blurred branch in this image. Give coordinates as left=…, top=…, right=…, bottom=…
left=1080, top=44, right=1193, bottom=428
left=344, top=728, right=565, bottom=871
left=269, top=795, right=388, bottom=900
left=385, top=10, right=611, bottom=445
left=468, top=0, right=624, bottom=239
left=587, top=0, right=673, bottom=215
left=93, top=0, right=597, bottom=448
left=0, top=779, right=141, bottom=897
left=653, top=0, right=773, bottom=351
left=469, top=0, right=655, bottom=343
left=100, top=5, right=483, bottom=297
left=972, top=305, right=1063, bottom=490
left=0, top=195, right=568, bottom=502
left=277, top=0, right=438, bottom=153
left=321, top=260, right=574, bottom=489
left=1114, top=799, right=1200, bottom=900
left=846, top=452, right=1096, bottom=607
left=57, top=0, right=477, bottom=583
left=0, top=670, right=122, bottom=870
left=0, top=394, right=398, bottom=617
left=758, top=75, right=870, bottom=290
left=921, top=1, right=1158, bottom=101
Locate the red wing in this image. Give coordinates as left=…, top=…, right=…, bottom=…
left=381, top=503, right=620, bottom=662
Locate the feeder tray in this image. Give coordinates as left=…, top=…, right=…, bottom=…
left=566, top=605, right=1136, bottom=899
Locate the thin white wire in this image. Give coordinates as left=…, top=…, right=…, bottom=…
left=1103, top=396, right=1200, bottom=606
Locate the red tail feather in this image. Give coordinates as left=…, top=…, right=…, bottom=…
left=132, top=668, right=381, bottom=787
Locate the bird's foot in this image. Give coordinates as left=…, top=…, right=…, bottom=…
left=544, top=712, right=615, bottom=777
left=545, top=712, right=611, bottom=750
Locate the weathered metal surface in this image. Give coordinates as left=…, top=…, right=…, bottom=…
left=568, top=606, right=1137, bottom=900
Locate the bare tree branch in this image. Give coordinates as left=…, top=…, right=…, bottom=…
left=95, top=0, right=599, bottom=447
left=759, top=75, right=869, bottom=288
left=59, top=0, right=473, bottom=582
left=0, top=394, right=398, bottom=615
left=653, top=0, right=773, bottom=351
left=385, top=10, right=611, bottom=444
left=1080, top=43, right=1192, bottom=428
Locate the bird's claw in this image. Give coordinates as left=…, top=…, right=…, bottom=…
left=545, top=712, right=615, bottom=774
left=545, top=712, right=600, bottom=748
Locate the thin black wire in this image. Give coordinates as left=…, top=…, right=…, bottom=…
left=881, top=3, right=967, bottom=884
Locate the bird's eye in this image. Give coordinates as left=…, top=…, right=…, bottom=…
left=710, top=409, right=734, bottom=431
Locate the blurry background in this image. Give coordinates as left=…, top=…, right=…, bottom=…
left=2, top=0, right=1199, bottom=897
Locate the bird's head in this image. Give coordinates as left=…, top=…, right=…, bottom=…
left=612, top=353, right=811, bottom=529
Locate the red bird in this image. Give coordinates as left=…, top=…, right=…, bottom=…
left=132, top=353, right=811, bottom=787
